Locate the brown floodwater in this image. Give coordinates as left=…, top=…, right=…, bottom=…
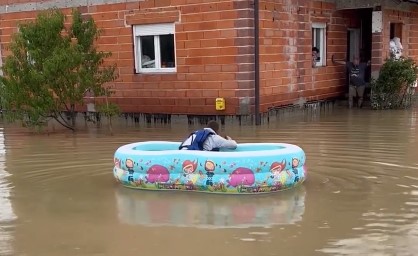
left=0, top=107, right=418, bottom=256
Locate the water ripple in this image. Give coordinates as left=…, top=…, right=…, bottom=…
left=0, top=108, right=417, bottom=256
left=0, top=129, right=16, bottom=256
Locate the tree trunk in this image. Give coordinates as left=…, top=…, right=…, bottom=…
left=54, top=116, right=75, bottom=131
left=105, top=95, right=113, bottom=135
left=109, top=115, right=113, bottom=136
left=70, top=104, right=76, bottom=130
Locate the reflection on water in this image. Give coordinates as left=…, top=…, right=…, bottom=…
left=0, top=128, right=16, bottom=256
left=319, top=212, right=418, bottom=256
left=1, top=108, right=418, bottom=255
left=318, top=183, right=418, bottom=256
left=116, top=187, right=305, bottom=229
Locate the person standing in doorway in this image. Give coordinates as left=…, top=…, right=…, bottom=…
left=332, top=55, right=371, bottom=108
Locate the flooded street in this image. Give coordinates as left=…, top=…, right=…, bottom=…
left=0, top=107, right=418, bottom=256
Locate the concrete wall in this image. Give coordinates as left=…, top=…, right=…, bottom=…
left=0, top=0, right=142, bottom=13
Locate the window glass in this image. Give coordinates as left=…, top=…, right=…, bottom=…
left=159, top=34, right=175, bottom=68
left=140, top=35, right=155, bottom=69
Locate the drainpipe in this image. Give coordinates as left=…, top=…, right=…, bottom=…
left=254, top=0, right=261, bottom=125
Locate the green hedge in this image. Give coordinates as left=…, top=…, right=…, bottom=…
left=371, top=57, right=417, bottom=110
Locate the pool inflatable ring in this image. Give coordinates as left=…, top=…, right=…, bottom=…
left=113, top=141, right=307, bottom=194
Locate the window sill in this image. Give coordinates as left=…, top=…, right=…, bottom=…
left=135, top=72, right=177, bottom=75
left=135, top=69, right=177, bottom=75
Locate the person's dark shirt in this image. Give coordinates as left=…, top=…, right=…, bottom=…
left=346, top=62, right=367, bottom=87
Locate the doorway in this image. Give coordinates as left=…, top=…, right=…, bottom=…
left=347, top=28, right=361, bottom=63
left=345, top=8, right=372, bottom=82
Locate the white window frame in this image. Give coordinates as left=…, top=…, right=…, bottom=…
left=133, top=23, right=176, bottom=74
left=312, top=23, right=327, bottom=67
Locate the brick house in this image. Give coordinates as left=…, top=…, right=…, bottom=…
left=0, top=0, right=418, bottom=120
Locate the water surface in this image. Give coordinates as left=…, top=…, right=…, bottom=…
left=0, top=108, right=417, bottom=256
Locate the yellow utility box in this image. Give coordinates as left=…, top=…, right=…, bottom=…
left=215, top=98, right=225, bottom=111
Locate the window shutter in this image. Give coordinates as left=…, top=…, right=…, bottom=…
left=312, top=22, right=326, bottom=29
left=134, top=23, right=175, bottom=36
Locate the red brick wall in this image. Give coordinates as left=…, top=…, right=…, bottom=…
left=0, top=0, right=253, bottom=115
left=409, top=7, right=418, bottom=62
left=120, top=0, right=254, bottom=115
left=381, top=9, right=411, bottom=61
left=0, top=0, right=352, bottom=116
left=310, top=1, right=347, bottom=103
left=370, top=8, right=417, bottom=77
left=7, top=1, right=418, bottom=116
left=258, top=0, right=347, bottom=112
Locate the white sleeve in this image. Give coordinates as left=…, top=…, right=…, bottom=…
left=213, top=135, right=237, bottom=149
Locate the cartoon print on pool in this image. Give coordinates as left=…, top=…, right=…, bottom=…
left=206, top=178, right=227, bottom=192
left=145, top=165, right=170, bottom=184
left=205, top=160, right=215, bottom=186
left=182, top=160, right=199, bottom=185
left=114, top=157, right=121, bottom=168
left=292, top=158, right=300, bottom=183
left=113, top=166, right=126, bottom=183
left=133, top=177, right=146, bottom=188
left=126, top=159, right=135, bottom=182
left=227, top=167, right=255, bottom=188
left=183, top=160, right=197, bottom=174
left=269, top=160, right=286, bottom=181
left=113, top=158, right=124, bottom=181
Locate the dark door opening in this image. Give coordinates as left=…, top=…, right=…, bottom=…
left=345, top=8, right=372, bottom=83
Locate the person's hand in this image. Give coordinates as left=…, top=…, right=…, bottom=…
left=367, top=60, right=371, bottom=66
left=225, top=135, right=232, bottom=140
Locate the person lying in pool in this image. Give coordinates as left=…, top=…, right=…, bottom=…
left=179, top=120, right=237, bottom=151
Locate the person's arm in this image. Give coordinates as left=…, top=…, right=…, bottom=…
left=214, top=135, right=237, bottom=150
left=332, top=54, right=347, bottom=65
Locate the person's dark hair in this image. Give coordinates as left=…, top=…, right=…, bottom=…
left=207, top=120, right=219, bottom=133
left=312, top=47, right=319, bottom=53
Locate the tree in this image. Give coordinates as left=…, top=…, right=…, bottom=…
left=0, top=8, right=118, bottom=131
left=96, top=86, right=120, bottom=136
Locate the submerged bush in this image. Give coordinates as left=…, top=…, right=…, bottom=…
left=371, top=57, right=418, bottom=109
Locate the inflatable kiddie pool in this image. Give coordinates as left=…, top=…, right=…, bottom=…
left=113, top=141, right=307, bottom=194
